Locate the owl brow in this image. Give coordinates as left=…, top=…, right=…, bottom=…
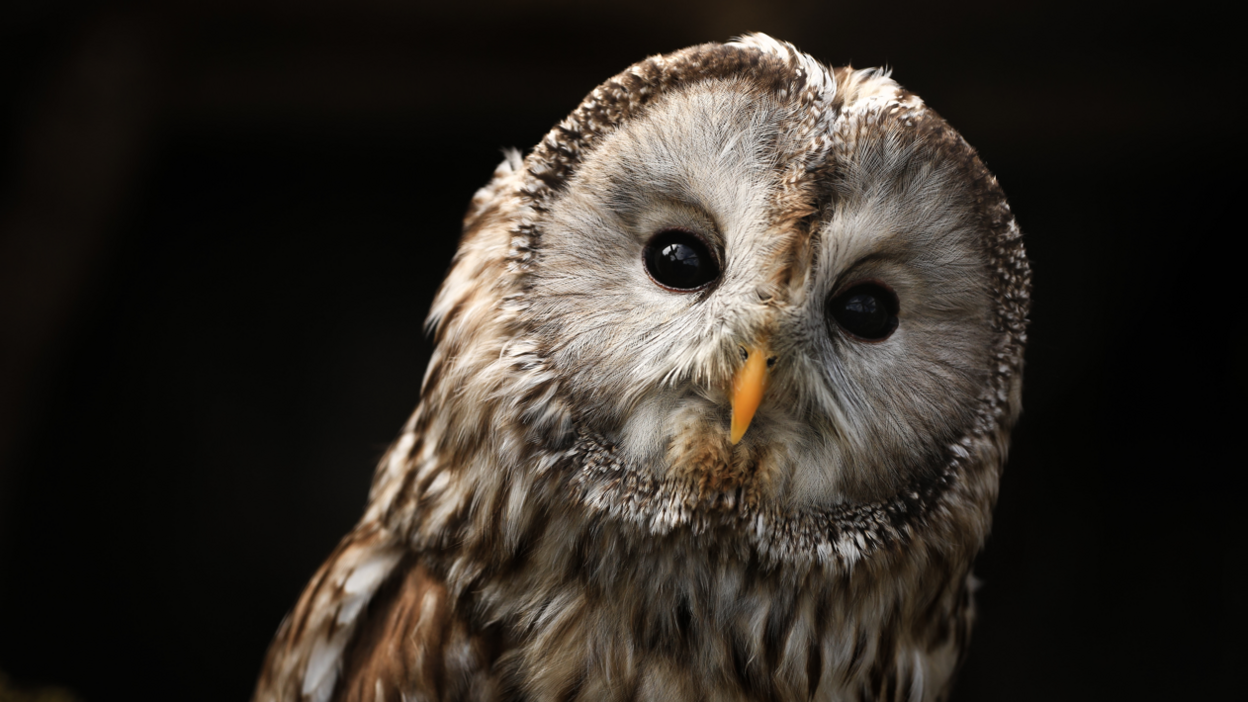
left=634, top=196, right=725, bottom=251
left=829, top=251, right=905, bottom=293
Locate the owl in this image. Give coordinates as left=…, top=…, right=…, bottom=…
left=254, top=35, right=1029, bottom=702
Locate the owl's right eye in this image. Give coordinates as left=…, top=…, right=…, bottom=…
left=643, top=229, right=719, bottom=291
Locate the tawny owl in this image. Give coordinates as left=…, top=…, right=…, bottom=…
left=254, top=35, right=1030, bottom=702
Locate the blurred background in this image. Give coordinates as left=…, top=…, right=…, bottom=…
left=0, top=1, right=1241, bottom=700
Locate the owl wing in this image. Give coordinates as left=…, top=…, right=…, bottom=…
left=253, top=522, right=503, bottom=702
left=254, top=151, right=527, bottom=702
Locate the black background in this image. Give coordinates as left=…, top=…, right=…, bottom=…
left=0, top=2, right=1242, bottom=700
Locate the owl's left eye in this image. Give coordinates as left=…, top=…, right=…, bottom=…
left=828, top=282, right=899, bottom=341
left=643, top=229, right=719, bottom=291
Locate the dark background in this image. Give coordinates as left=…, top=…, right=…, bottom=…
left=0, top=1, right=1242, bottom=700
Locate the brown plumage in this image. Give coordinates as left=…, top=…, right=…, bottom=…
left=254, top=35, right=1029, bottom=702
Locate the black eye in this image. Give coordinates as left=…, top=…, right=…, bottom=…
left=828, top=282, right=899, bottom=341
left=643, top=229, right=719, bottom=291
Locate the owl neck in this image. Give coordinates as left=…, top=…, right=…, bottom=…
left=368, top=419, right=994, bottom=699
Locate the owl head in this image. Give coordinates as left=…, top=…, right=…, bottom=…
left=380, top=34, right=1029, bottom=572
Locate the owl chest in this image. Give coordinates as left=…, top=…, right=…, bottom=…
left=470, top=539, right=968, bottom=702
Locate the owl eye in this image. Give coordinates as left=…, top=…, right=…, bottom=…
left=643, top=229, right=719, bottom=291
left=828, top=282, right=899, bottom=341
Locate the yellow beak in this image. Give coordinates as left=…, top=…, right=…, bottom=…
left=730, top=345, right=770, bottom=444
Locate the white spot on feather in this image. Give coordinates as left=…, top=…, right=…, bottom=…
left=301, top=544, right=403, bottom=700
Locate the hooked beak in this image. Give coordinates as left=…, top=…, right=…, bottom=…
left=730, top=344, right=770, bottom=444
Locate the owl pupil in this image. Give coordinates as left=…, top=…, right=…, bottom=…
left=644, top=230, right=719, bottom=290
left=829, top=283, right=899, bottom=341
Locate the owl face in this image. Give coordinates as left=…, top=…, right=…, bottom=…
left=404, top=34, right=1027, bottom=570
left=521, top=73, right=1001, bottom=513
